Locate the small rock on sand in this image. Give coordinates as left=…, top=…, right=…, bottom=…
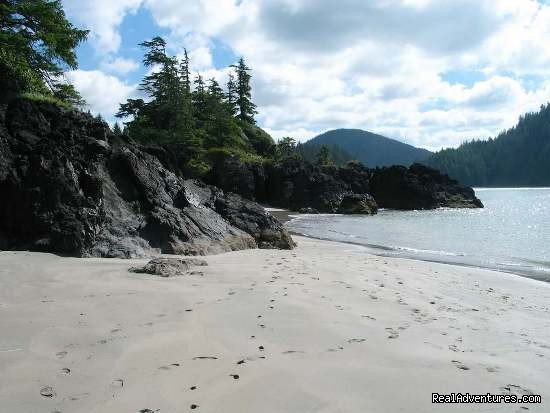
left=129, top=258, right=207, bottom=277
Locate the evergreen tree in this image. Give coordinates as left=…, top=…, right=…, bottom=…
left=276, top=137, right=300, bottom=160
left=192, top=73, right=208, bottom=125
left=231, top=57, right=257, bottom=123
left=175, top=48, right=194, bottom=142
left=315, top=145, right=333, bottom=166
left=226, top=72, right=238, bottom=116
left=112, top=122, right=123, bottom=136
left=179, top=49, right=191, bottom=95
left=0, top=0, right=88, bottom=103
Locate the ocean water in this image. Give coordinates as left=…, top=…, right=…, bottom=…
left=286, top=188, right=550, bottom=282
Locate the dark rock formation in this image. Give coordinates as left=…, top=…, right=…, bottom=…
left=0, top=98, right=294, bottom=257
left=369, top=163, right=484, bottom=209
left=209, top=157, right=481, bottom=213
left=211, top=158, right=376, bottom=213
left=298, top=207, right=319, bottom=214
left=337, top=193, right=378, bottom=214
left=130, top=257, right=207, bottom=277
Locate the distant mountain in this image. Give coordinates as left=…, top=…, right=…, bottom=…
left=424, top=104, right=550, bottom=187
left=305, top=129, right=432, bottom=167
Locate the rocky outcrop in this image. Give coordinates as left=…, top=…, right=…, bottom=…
left=211, top=158, right=376, bottom=213
left=337, top=193, right=378, bottom=214
left=369, top=163, right=483, bottom=209
left=130, top=257, right=207, bottom=277
left=0, top=98, right=294, bottom=257
left=209, top=157, right=482, bottom=213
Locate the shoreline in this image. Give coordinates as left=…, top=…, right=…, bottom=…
left=1, top=237, right=549, bottom=412
left=288, top=228, right=550, bottom=283
left=277, top=210, right=550, bottom=283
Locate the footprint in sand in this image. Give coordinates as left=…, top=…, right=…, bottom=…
left=451, top=360, right=470, bottom=371
left=386, top=328, right=399, bottom=339
left=500, top=384, right=534, bottom=396
left=56, top=351, right=67, bottom=359
left=68, top=392, right=90, bottom=401
left=40, top=386, right=56, bottom=398
left=111, top=379, right=124, bottom=388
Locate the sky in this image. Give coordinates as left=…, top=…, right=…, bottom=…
left=61, top=0, right=550, bottom=151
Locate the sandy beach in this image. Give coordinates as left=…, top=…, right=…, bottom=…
left=1, top=236, right=549, bottom=412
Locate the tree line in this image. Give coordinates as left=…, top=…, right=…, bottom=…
left=425, top=104, right=550, bottom=186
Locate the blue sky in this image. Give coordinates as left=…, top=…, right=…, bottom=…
left=62, top=0, right=550, bottom=151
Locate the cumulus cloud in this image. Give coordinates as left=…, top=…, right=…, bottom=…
left=66, top=70, right=137, bottom=122
left=63, top=0, right=550, bottom=150
left=63, top=0, right=142, bottom=54
left=101, top=57, right=140, bottom=75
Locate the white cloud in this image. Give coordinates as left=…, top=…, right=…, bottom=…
left=66, top=70, right=137, bottom=122
left=63, top=0, right=142, bottom=54
left=101, top=57, right=140, bottom=75
left=63, top=0, right=550, bottom=150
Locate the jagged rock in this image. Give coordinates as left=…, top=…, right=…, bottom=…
left=215, top=192, right=295, bottom=249
left=130, top=257, right=207, bottom=277
left=209, top=156, right=481, bottom=212
left=369, top=163, right=483, bottom=209
left=337, top=193, right=378, bottom=214
left=0, top=98, right=294, bottom=257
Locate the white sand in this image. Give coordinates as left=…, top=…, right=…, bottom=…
left=1, top=236, right=549, bottom=412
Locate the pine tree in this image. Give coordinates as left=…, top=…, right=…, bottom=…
left=135, top=36, right=180, bottom=130
left=175, top=48, right=194, bottom=141
left=231, top=57, right=257, bottom=124
left=192, top=73, right=207, bottom=124
left=179, top=49, right=191, bottom=95
left=316, top=145, right=333, bottom=166
left=112, top=122, right=123, bottom=136
left=276, top=137, right=298, bottom=160
left=0, top=0, right=88, bottom=104
left=226, top=72, right=238, bottom=116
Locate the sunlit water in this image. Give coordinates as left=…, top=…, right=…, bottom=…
left=286, top=188, right=550, bottom=282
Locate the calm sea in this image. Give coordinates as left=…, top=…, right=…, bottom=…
left=286, top=188, right=550, bottom=282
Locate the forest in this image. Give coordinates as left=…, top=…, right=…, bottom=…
left=425, top=105, right=550, bottom=186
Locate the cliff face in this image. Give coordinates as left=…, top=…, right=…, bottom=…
left=0, top=99, right=294, bottom=257
left=209, top=157, right=483, bottom=212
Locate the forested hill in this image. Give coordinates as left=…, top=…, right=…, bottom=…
left=305, top=129, right=432, bottom=167
left=424, top=104, right=550, bottom=187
